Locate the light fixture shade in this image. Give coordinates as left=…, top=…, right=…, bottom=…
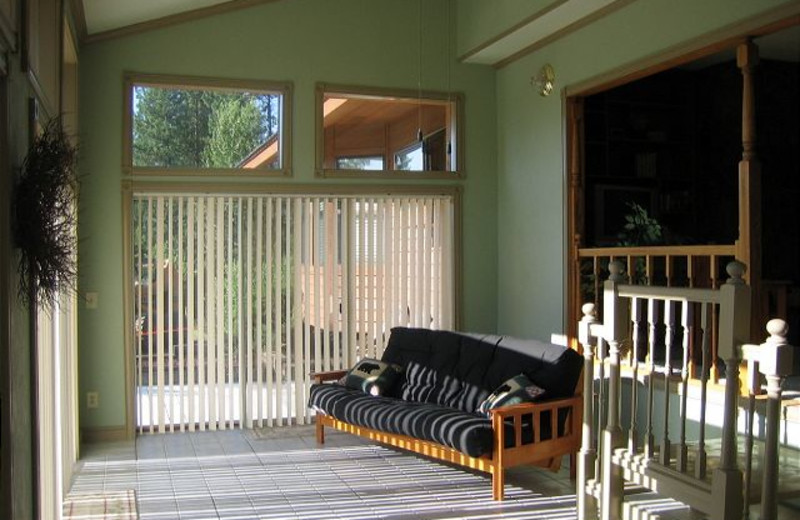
left=531, top=64, right=556, bottom=97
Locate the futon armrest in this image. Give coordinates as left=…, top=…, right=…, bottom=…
left=488, top=395, right=581, bottom=419
left=311, top=370, right=348, bottom=384
left=489, top=395, right=582, bottom=446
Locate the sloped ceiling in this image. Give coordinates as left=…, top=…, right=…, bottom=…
left=73, top=0, right=800, bottom=66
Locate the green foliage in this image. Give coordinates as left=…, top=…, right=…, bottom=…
left=617, top=202, right=663, bottom=247
left=204, top=97, right=263, bottom=168
left=132, top=86, right=279, bottom=169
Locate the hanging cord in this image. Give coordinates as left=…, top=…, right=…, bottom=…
left=445, top=0, right=452, bottom=160
left=417, top=0, right=423, bottom=144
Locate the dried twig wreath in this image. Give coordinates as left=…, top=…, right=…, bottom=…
left=14, top=117, right=79, bottom=307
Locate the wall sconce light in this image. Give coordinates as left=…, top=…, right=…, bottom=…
left=531, top=64, right=555, bottom=97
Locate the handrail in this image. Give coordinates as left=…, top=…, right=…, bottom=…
left=617, top=284, right=720, bottom=304
left=578, top=244, right=736, bottom=257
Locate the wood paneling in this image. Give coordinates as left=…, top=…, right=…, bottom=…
left=25, top=0, right=62, bottom=117
left=0, top=0, right=16, bottom=52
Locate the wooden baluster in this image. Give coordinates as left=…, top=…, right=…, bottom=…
left=629, top=298, right=644, bottom=454
left=578, top=303, right=599, bottom=520
left=645, top=255, right=652, bottom=286
left=687, top=257, right=697, bottom=380
left=743, top=340, right=759, bottom=520
left=627, top=256, right=633, bottom=284
left=665, top=255, right=672, bottom=287
left=677, top=301, right=692, bottom=473
left=596, top=335, right=605, bottom=481
left=758, top=319, right=794, bottom=520
left=696, top=302, right=711, bottom=480
left=711, top=261, right=748, bottom=520
left=593, top=257, right=601, bottom=309
left=660, top=300, right=675, bottom=465
left=645, top=297, right=659, bottom=459
left=601, top=261, right=626, bottom=520
left=710, top=258, right=720, bottom=383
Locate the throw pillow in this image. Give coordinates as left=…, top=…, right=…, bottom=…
left=477, top=374, right=545, bottom=417
left=341, top=358, right=403, bottom=396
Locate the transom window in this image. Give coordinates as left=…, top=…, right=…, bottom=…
left=124, top=73, right=292, bottom=176
left=316, top=84, right=463, bottom=178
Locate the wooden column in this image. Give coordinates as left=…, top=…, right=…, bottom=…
left=577, top=303, right=598, bottom=520
left=600, top=262, right=626, bottom=520
left=711, top=261, right=749, bottom=520
left=758, top=319, right=794, bottom=520
left=735, top=40, right=762, bottom=334
left=567, top=97, right=585, bottom=348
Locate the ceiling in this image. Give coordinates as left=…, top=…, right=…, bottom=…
left=76, top=0, right=632, bottom=60
left=76, top=0, right=800, bottom=68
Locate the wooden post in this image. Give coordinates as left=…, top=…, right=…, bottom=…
left=600, top=261, right=626, bottom=520
left=711, top=261, right=749, bottom=520
left=567, top=98, right=585, bottom=349
left=492, top=411, right=506, bottom=501
left=577, top=303, right=599, bottom=520
left=735, top=40, right=762, bottom=337
left=758, top=319, right=794, bottom=520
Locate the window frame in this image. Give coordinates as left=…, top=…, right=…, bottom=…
left=315, top=83, right=464, bottom=179
left=123, top=72, right=293, bottom=177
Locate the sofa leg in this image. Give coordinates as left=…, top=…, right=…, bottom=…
left=492, top=469, right=505, bottom=501
left=316, top=418, right=325, bottom=444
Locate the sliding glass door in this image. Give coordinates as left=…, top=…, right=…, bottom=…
left=131, top=191, right=455, bottom=433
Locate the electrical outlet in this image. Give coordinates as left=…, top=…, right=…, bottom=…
left=86, top=292, right=98, bottom=309
left=87, top=391, right=99, bottom=409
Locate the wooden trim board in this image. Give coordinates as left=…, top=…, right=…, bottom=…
left=84, top=0, right=281, bottom=45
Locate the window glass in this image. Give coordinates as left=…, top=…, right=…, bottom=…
left=395, top=144, right=423, bottom=171
left=336, top=156, right=385, bottom=170
left=317, top=85, right=462, bottom=178
left=125, top=75, right=291, bottom=175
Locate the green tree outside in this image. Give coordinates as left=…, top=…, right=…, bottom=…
left=132, top=85, right=280, bottom=169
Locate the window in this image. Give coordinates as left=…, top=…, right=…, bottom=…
left=124, top=73, right=292, bottom=176
left=336, top=156, right=384, bottom=170
left=316, top=84, right=463, bottom=178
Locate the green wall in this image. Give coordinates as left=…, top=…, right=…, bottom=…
left=494, top=0, right=798, bottom=340
left=78, top=0, right=497, bottom=429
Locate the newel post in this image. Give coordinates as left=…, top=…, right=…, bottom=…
left=758, top=319, right=794, bottom=520
left=600, top=261, right=626, bottom=520
left=577, top=303, right=599, bottom=520
left=712, top=261, right=750, bottom=520
left=736, top=40, right=762, bottom=333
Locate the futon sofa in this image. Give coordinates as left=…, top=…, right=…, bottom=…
left=308, top=327, right=584, bottom=500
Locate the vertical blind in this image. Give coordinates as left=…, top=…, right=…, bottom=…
left=133, top=193, right=455, bottom=432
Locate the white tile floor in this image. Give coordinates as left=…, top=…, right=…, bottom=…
left=67, top=427, right=796, bottom=520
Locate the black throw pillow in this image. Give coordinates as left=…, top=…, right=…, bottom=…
left=477, top=374, right=545, bottom=417
left=341, top=358, right=404, bottom=396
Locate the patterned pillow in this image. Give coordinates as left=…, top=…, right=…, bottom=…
left=477, top=374, right=545, bottom=417
left=341, top=358, right=404, bottom=396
